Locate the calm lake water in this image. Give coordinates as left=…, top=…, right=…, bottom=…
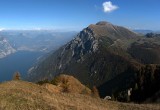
left=0, top=51, right=44, bottom=82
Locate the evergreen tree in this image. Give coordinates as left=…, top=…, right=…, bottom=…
left=13, top=72, right=21, bottom=80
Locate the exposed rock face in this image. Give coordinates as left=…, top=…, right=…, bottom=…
left=0, top=37, right=16, bottom=58
left=64, top=27, right=99, bottom=62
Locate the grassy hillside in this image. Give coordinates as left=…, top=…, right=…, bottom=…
left=0, top=80, right=160, bottom=110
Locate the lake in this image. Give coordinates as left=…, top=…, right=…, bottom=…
left=0, top=51, right=44, bottom=82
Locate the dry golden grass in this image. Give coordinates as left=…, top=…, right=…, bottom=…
left=51, top=74, right=91, bottom=94
left=0, top=80, right=159, bottom=110
left=42, top=83, right=62, bottom=94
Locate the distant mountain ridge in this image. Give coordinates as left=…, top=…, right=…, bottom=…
left=133, top=30, right=153, bottom=34
left=0, top=31, right=76, bottom=59
left=0, top=30, right=77, bottom=52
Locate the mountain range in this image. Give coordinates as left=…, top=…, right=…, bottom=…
left=27, top=21, right=160, bottom=103
left=0, top=30, right=76, bottom=52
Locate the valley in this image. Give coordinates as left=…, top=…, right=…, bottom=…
left=0, top=30, right=76, bottom=82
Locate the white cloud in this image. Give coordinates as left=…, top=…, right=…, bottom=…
left=103, top=1, right=118, bottom=13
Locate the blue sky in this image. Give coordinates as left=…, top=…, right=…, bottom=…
left=0, top=0, right=160, bottom=31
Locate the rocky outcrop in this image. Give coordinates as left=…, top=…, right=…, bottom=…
left=61, top=27, right=99, bottom=63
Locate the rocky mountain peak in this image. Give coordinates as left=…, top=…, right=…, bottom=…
left=88, top=21, right=114, bottom=30
left=87, top=21, right=138, bottom=39
left=96, top=21, right=112, bottom=26
left=28, top=21, right=140, bottom=83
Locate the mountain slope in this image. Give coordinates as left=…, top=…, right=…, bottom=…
left=128, top=37, right=160, bottom=64
left=98, top=64, right=160, bottom=102
left=0, top=37, right=16, bottom=59
left=0, top=80, right=159, bottom=110
left=28, top=21, right=139, bottom=84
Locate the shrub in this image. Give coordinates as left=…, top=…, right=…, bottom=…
left=61, top=78, right=70, bottom=92
left=13, top=72, right=21, bottom=80
left=81, top=87, right=89, bottom=95
left=37, top=79, right=49, bottom=85
left=91, top=86, right=100, bottom=98
left=50, top=76, right=60, bottom=85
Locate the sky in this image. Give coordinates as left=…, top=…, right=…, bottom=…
left=0, top=0, right=160, bottom=31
